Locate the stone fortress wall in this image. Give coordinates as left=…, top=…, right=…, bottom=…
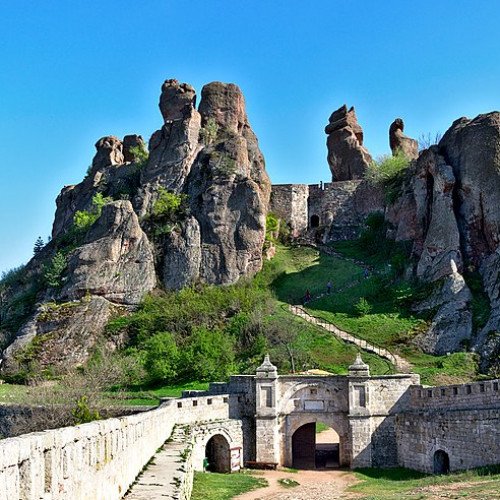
left=270, top=180, right=384, bottom=242
left=0, top=393, right=242, bottom=500
left=0, top=358, right=499, bottom=499
left=397, top=379, right=500, bottom=473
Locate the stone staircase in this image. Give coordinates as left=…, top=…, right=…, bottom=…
left=289, top=305, right=412, bottom=373
left=126, top=426, right=193, bottom=500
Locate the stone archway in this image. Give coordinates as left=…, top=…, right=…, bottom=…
left=433, top=449, right=450, bottom=474
left=205, top=434, right=231, bottom=472
left=291, top=422, right=340, bottom=469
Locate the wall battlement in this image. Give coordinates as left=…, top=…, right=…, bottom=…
left=409, top=378, right=500, bottom=411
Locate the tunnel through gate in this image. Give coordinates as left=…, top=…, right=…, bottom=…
left=205, top=434, right=231, bottom=472
left=292, top=422, right=340, bottom=469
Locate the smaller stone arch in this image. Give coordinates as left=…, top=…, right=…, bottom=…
left=433, top=449, right=450, bottom=474
left=205, top=434, right=231, bottom=473
left=190, top=422, right=243, bottom=472
left=310, top=214, right=320, bottom=228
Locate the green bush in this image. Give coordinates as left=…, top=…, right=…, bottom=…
left=366, top=151, right=410, bottom=184
left=73, top=193, right=112, bottom=231
left=354, top=297, right=372, bottom=316
left=266, top=213, right=279, bottom=242
left=152, top=188, right=185, bottom=219
left=143, top=332, right=179, bottom=384
left=366, top=151, right=410, bottom=203
left=129, top=144, right=149, bottom=167
left=180, top=327, right=235, bottom=381
left=148, top=188, right=188, bottom=236
left=72, top=395, right=100, bottom=425
left=199, top=118, right=219, bottom=145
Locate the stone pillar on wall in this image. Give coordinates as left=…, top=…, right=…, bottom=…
left=348, top=354, right=373, bottom=468
left=255, top=355, right=280, bottom=463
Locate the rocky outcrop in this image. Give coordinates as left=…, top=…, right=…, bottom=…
left=386, top=146, right=472, bottom=353
left=61, top=200, right=156, bottom=305
left=386, top=113, right=500, bottom=362
left=138, top=79, right=202, bottom=214
left=2, top=77, right=271, bottom=376
left=389, top=118, right=418, bottom=160
left=162, top=216, right=201, bottom=290
left=2, top=297, right=125, bottom=375
left=52, top=136, right=141, bottom=239
left=439, top=113, right=500, bottom=264
left=413, top=264, right=472, bottom=355
left=123, top=134, right=146, bottom=163
left=183, top=82, right=271, bottom=285
left=387, top=147, right=463, bottom=278
left=325, top=105, right=372, bottom=181
left=437, top=113, right=500, bottom=366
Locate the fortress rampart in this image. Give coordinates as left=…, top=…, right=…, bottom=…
left=0, top=359, right=498, bottom=498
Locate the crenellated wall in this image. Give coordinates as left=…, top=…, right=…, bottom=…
left=396, top=379, right=500, bottom=473
left=0, top=393, right=239, bottom=500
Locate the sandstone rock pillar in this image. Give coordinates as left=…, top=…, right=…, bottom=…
left=389, top=118, right=418, bottom=159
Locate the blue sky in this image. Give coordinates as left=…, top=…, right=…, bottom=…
left=1, top=0, right=500, bottom=273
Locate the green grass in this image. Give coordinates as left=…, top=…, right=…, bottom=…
left=350, top=466, right=500, bottom=499
left=0, top=381, right=210, bottom=408
left=0, top=383, right=32, bottom=403
left=191, top=471, right=268, bottom=500
left=271, top=245, right=363, bottom=304
left=316, top=422, right=330, bottom=433
left=107, top=381, right=210, bottom=406
left=272, top=244, right=480, bottom=385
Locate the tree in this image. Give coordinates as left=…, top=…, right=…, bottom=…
left=199, top=118, right=219, bottom=145
left=73, top=193, right=112, bottom=231
left=143, top=332, right=179, bottom=384
left=44, top=252, right=67, bottom=288
left=33, top=236, right=45, bottom=255
left=181, top=327, right=235, bottom=381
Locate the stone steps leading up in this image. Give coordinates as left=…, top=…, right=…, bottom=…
left=289, top=305, right=412, bottom=373
left=125, top=426, right=192, bottom=500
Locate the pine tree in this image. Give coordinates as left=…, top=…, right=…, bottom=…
left=33, top=236, right=45, bottom=255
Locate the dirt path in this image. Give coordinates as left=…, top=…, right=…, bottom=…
left=233, top=469, right=357, bottom=500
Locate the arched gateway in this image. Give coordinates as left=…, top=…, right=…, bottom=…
left=253, top=354, right=419, bottom=469
left=205, top=434, right=231, bottom=472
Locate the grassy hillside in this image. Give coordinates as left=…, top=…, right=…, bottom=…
left=272, top=243, right=478, bottom=385
left=1, top=233, right=482, bottom=407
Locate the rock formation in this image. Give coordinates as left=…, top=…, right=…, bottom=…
left=182, top=82, right=271, bottom=285
left=389, top=118, right=419, bottom=159
left=385, top=112, right=500, bottom=365
left=325, top=105, right=373, bottom=181
left=1, top=78, right=270, bottom=372
left=438, top=113, right=500, bottom=366
left=139, top=79, right=202, bottom=212
left=60, top=200, right=156, bottom=305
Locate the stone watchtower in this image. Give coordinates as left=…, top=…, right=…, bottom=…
left=255, top=355, right=279, bottom=463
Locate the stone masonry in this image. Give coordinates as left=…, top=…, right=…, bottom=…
left=270, top=180, right=384, bottom=243
left=0, top=356, right=499, bottom=498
